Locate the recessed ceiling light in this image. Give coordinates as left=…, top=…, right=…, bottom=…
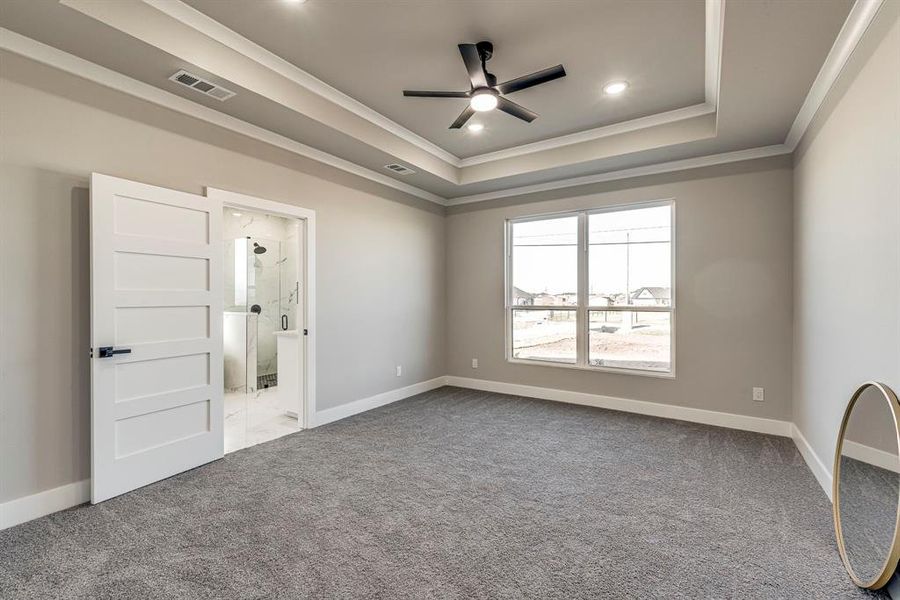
left=470, top=90, right=499, bottom=112
left=467, top=123, right=484, bottom=133
left=603, top=81, right=629, bottom=95
left=232, top=212, right=242, bottom=217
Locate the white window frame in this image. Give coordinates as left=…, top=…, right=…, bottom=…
left=504, top=199, right=676, bottom=379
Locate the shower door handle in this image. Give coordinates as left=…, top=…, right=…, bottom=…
left=97, top=346, right=132, bottom=358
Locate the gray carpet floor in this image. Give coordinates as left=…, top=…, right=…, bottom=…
left=0, top=386, right=887, bottom=599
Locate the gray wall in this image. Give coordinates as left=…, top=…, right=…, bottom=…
left=446, top=157, right=794, bottom=421
left=792, top=5, right=900, bottom=468
left=0, top=60, right=446, bottom=503
left=2, top=4, right=896, bottom=509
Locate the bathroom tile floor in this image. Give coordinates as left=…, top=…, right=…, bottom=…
left=224, top=387, right=301, bottom=453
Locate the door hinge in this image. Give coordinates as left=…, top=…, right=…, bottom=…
left=303, top=329, right=308, bottom=336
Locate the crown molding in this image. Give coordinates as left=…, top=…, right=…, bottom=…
left=457, top=103, right=716, bottom=167
left=784, top=0, right=884, bottom=150
left=1, top=0, right=875, bottom=210
left=445, top=144, right=792, bottom=206
left=137, top=0, right=724, bottom=171
left=139, top=0, right=461, bottom=167
left=459, top=0, right=723, bottom=167
left=705, top=0, right=724, bottom=113
left=0, top=28, right=448, bottom=206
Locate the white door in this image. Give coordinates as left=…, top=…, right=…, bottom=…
left=91, top=173, right=223, bottom=503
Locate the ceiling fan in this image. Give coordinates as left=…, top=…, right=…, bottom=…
left=403, top=41, right=566, bottom=129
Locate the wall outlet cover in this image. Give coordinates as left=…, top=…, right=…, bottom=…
left=472, top=358, right=479, bottom=369
left=753, top=387, right=765, bottom=402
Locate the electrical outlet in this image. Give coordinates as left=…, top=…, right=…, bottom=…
left=472, top=358, right=479, bottom=369
left=396, top=365, right=402, bottom=377
left=753, top=387, right=765, bottom=402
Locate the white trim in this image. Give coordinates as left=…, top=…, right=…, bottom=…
left=458, top=104, right=715, bottom=167
left=447, top=145, right=791, bottom=206
left=0, top=0, right=879, bottom=209
left=784, top=0, right=884, bottom=149
left=311, top=376, right=448, bottom=428
left=843, top=440, right=900, bottom=474
left=0, top=376, right=447, bottom=528
left=204, top=188, right=317, bottom=428
left=3, top=384, right=856, bottom=527
left=0, top=28, right=447, bottom=206
left=141, top=0, right=725, bottom=169
left=446, top=376, right=792, bottom=437
left=67, top=0, right=726, bottom=171
left=460, top=0, right=724, bottom=167
left=504, top=200, right=676, bottom=378
left=705, top=0, right=724, bottom=115
left=791, top=423, right=833, bottom=501
left=139, top=0, right=459, bottom=166
left=0, top=479, right=90, bottom=530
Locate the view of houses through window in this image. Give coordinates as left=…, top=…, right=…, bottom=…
left=508, top=203, right=673, bottom=373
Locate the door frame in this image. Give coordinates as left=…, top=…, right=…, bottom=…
left=205, top=188, right=316, bottom=428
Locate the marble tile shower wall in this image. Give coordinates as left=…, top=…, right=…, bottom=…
left=223, top=210, right=298, bottom=380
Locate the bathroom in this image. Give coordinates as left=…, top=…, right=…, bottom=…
left=222, top=207, right=302, bottom=452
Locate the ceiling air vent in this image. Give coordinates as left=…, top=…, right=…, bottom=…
left=169, top=69, right=236, bottom=102
left=384, top=163, right=415, bottom=175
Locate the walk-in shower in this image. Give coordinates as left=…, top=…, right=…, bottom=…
left=224, top=235, right=298, bottom=392
left=222, top=207, right=303, bottom=454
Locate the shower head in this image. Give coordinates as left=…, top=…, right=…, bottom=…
left=252, top=242, right=267, bottom=255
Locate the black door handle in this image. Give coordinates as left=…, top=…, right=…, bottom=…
left=98, top=346, right=132, bottom=358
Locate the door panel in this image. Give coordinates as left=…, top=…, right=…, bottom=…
left=114, top=253, right=209, bottom=290
left=115, top=306, right=210, bottom=344
left=91, top=173, right=223, bottom=503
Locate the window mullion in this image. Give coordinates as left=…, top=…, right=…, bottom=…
left=576, top=211, right=588, bottom=367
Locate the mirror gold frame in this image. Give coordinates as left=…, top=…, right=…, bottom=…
left=832, top=381, right=900, bottom=589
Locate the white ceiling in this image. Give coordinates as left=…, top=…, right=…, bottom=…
left=0, top=0, right=855, bottom=204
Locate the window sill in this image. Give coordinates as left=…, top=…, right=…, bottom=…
left=506, top=357, right=676, bottom=380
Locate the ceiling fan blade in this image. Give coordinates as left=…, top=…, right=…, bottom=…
left=403, top=90, right=470, bottom=98
left=449, top=106, right=476, bottom=129
left=496, top=97, right=538, bottom=123
left=496, top=65, right=566, bottom=95
left=458, top=43, right=488, bottom=88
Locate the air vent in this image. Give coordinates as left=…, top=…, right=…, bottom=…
left=169, top=69, right=236, bottom=102
left=384, top=163, right=415, bottom=175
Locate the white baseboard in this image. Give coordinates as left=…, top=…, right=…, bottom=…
left=0, top=377, right=447, bottom=530
left=843, top=439, right=900, bottom=474
left=0, top=479, right=90, bottom=530
left=445, top=376, right=793, bottom=437
left=791, top=424, right=833, bottom=501
left=2, top=376, right=844, bottom=530
left=311, top=376, right=448, bottom=428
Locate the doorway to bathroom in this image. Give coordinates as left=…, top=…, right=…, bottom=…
left=210, top=188, right=316, bottom=454
left=89, top=175, right=316, bottom=502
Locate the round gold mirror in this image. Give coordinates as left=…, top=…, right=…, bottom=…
left=833, top=382, right=900, bottom=589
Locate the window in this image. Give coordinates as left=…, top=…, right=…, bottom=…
left=506, top=202, right=673, bottom=375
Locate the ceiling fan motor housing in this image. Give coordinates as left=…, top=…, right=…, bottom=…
left=476, top=41, right=497, bottom=86
left=476, top=41, right=493, bottom=62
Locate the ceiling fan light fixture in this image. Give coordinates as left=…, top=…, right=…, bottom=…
left=470, top=90, right=499, bottom=112
left=603, top=81, right=629, bottom=95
